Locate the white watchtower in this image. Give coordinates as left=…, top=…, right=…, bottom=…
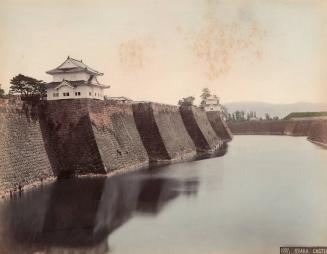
left=203, top=95, right=222, bottom=112
left=46, top=56, right=110, bottom=100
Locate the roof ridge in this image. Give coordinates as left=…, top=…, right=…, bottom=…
left=69, top=57, right=83, bottom=63
left=46, top=57, right=104, bottom=76
left=69, top=57, right=102, bottom=75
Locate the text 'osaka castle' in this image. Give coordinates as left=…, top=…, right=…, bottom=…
left=46, top=56, right=110, bottom=101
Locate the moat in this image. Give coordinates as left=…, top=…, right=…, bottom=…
left=0, top=136, right=326, bottom=254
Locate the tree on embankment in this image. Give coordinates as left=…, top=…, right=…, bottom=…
left=178, top=96, right=195, bottom=106
left=0, top=84, right=6, bottom=98
left=9, top=74, right=47, bottom=100
left=200, top=88, right=211, bottom=107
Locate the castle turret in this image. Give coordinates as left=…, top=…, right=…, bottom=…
left=203, top=95, right=222, bottom=112
left=46, top=56, right=110, bottom=100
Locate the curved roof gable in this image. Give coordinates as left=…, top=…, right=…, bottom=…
left=46, top=56, right=103, bottom=76
left=46, top=79, right=110, bottom=89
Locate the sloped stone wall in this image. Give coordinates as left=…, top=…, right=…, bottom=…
left=40, top=99, right=149, bottom=177
left=39, top=99, right=105, bottom=177
left=0, top=103, right=53, bottom=196
left=132, top=102, right=196, bottom=162
left=179, top=106, right=221, bottom=152
left=132, top=103, right=169, bottom=161
left=88, top=101, right=149, bottom=172
left=0, top=98, right=232, bottom=194
left=206, top=111, right=233, bottom=141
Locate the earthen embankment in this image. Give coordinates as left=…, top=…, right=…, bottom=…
left=228, top=121, right=288, bottom=135
left=228, top=120, right=327, bottom=146
left=307, top=120, right=327, bottom=147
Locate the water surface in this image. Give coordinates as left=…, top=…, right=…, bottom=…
left=0, top=136, right=327, bottom=254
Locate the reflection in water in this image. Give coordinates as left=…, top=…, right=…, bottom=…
left=0, top=169, right=200, bottom=254
left=4, top=137, right=326, bottom=254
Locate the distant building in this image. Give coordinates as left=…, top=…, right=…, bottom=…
left=46, top=56, right=110, bottom=100
left=203, top=95, right=222, bottom=112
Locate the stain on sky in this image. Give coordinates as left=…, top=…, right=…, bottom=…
left=119, top=38, right=156, bottom=72
left=190, top=0, right=266, bottom=81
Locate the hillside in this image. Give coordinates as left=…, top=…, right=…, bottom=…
left=283, top=112, right=327, bottom=120
left=223, top=101, right=327, bottom=118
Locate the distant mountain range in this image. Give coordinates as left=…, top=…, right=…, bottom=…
left=223, top=101, right=327, bottom=118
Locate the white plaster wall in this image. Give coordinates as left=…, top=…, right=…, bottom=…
left=204, top=104, right=221, bottom=112
left=47, top=85, right=105, bottom=101
left=205, top=98, right=218, bottom=104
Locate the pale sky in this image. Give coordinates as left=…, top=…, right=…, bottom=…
left=1, top=0, right=327, bottom=105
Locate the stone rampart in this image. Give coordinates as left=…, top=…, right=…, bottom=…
left=39, top=99, right=149, bottom=177
left=179, top=106, right=221, bottom=152
left=0, top=103, right=53, bottom=196
left=39, top=99, right=105, bottom=177
left=132, top=102, right=196, bottom=162
left=0, top=99, right=232, bottom=194
left=206, top=111, right=233, bottom=141
left=88, top=101, right=149, bottom=172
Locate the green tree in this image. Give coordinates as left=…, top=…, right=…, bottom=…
left=246, top=112, right=251, bottom=121
left=200, top=88, right=211, bottom=107
left=240, top=111, right=245, bottom=121
left=10, top=74, right=47, bottom=100
left=220, top=105, right=229, bottom=120
left=178, top=96, right=195, bottom=106
left=265, top=113, right=271, bottom=120
left=0, top=84, right=5, bottom=98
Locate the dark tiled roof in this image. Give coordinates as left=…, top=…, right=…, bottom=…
left=46, top=57, right=103, bottom=76
left=46, top=80, right=110, bottom=89
left=46, top=80, right=86, bottom=89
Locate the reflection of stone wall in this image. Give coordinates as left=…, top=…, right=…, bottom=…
left=0, top=171, right=198, bottom=253
left=206, top=111, right=233, bottom=141
left=0, top=104, right=53, bottom=196
left=228, top=120, right=327, bottom=146
left=180, top=106, right=221, bottom=152
left=132, top=102, right=196, bottom=162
